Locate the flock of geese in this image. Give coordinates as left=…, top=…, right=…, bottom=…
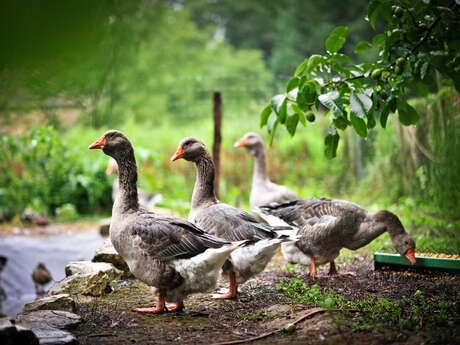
left=88, top=130, right=416, bottom=314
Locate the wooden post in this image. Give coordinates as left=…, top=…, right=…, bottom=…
left=212, top=91, right=222, bottom=199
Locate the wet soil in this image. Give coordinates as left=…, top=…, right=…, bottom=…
left=72, top=253, right=460, bottom=345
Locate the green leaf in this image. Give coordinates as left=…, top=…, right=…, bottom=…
left=325, top=132, right=340, bottom=159
left=298, top=81, right=317, bottom=105
left=380, top=104, right=390, bottom=128
left=278, top=98, right=288, bottom=123
left=333, top=116, right=350, bottom=130
left=350, top=113, right=368, bottom=137
left=271, top=95, right=286, bottom=115
left=260, top=105, right=272, bottom=128
left=294, top=58, right=308, bottom=77
left=286, top=77, right=299, bottom=93
left=305, top=55, right=323, bottom=75
left=325, top=26, right=349, bottom=54
left=420, top=62, right=429, bottom=79
left=372, top=33, right=385, bottom=46
left=267, top=117, right=279, bottom=146
left=367, top=0, right=382, bottom=29
left=350, top=92, right=372, bottom=119
left=292, top=104, right=307, bottom=127
left=397, top=100, right=420, bottom=126
left=286, top=114, right=299, bottom=137
left=354, top=41, right=373, bottom=54
left=318, top=91, right=344, bottom=115
left=367, top=112, right=376, bottom=129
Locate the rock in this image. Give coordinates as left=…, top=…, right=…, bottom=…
left=24, top=294, right=76, bottom=313
left=48, top=271, right=111, bottom=297
left=21, top=209, right=39, bottom=223
left=17, top=310, right=81, bottom=330
left=266, top=304, right=292, bottom=315
left=0, top=317, right=39, bottom=345
left=27, top=325, right=77, bottom=345
left=92, top=239, right=132, bottom=278
left=99, top=218, right=111, bottom=237
left=65, top=261, right=123, bottom=282
left=0, top=317, right=17, bottom=341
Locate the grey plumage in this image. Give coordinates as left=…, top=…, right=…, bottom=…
left=259, top=198, right=416, bottom=275
left=234, top=132, right=300, bottom=209
left=89, top=130, right=244, bottom=312
left=172, top=137, right=297, bottom=296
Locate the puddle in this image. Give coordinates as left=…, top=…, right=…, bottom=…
left=0, top=229, right=105, bottom=317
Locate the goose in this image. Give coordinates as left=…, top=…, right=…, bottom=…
left=89, top=130, right=245, bottom=313
left=234, top=132, right=300, bottom=209
left=171, top=137, right=297, bottom=299
left=106, top=158, right=163, bottom=210
left=31, top=263, right=52, bottom=294
left=258, top=198, right=416, bottom=277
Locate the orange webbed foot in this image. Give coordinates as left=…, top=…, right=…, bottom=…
left=134, top=305, right=168, bottom=313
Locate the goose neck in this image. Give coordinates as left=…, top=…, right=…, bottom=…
left=253, top=150, right=269, bottom=183
left=192, top=152, right=218, bottom=208
left=113, top=148, right=139, bottom=214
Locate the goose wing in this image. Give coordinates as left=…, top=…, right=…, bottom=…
left=128, top=212, right=231, bottom=261
left=193, top=204, right=281, bottom=241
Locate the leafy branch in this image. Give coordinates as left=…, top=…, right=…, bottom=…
left=260, top=0, right=460, bottom=158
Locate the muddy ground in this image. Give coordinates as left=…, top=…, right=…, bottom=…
left=72, top=253, right=460, bottom=345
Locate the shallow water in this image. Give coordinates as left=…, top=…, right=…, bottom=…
left=0, top=229, right=105, bottom=317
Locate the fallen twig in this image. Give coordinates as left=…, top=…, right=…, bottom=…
left=211, top=307, right=326, bottom=345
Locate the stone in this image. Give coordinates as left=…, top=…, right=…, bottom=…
left=65, top=261, right=123, bottom=282
left=99, top=218, right=111, bottom=237
left=17, top=310, right=81, bottom=330
left=0, top=317, right=39, bottom=345
left=27, top=325, right=77, bottom=345
left=92, top=239, right=132, bottom=278
left=24, top=294, right=76, bottom=313
left=47, top=271, right=111, bottom=297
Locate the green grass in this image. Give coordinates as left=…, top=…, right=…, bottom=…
left=278, top=278, right=459, bottom=343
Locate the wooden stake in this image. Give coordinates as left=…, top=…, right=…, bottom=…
left=213, top=91, right=222, bottom=199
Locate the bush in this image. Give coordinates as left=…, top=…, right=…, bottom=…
left=0, top=127, right=112, bottom=219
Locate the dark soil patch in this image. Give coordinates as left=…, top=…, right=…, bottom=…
left=72, top=253, right=460, bottom=345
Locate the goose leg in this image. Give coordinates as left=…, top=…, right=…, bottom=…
left=211, top=271, right=238, bottom=299
left=328, top=261, right=355, bottom=277
left=329, top=261, right=338, bottom=275
left=309, top=257, right=326, bottom=278
left=135, top=292, right=168, bottom=313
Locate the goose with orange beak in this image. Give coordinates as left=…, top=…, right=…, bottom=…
left=233, top=132, right=300, bottom=210
left=88, top=130, right=247, bottom=313
left=171, top=137, right=298, bottom=299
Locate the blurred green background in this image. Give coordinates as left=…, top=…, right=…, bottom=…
left=0, top=0, right=458, bottom=253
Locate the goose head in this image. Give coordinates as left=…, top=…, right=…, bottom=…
left=375, top=210, right=416, bottom=264
left=88, top=130, right=133, bottom=160
left=171, top=137, right=207, bottom=162
left=234, top=132, right=265, bottom=157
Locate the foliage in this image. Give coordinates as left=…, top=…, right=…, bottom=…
left=261, top=0, right=460, bottom=158
left=0, top=127, right=112, bottom=219
left=278, top=279, right=460, bottom=343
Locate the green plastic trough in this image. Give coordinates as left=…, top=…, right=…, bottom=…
left=374, top=252, right=460, bottom=271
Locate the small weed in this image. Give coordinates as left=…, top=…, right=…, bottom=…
left=278, top=277, right=459, bottom=343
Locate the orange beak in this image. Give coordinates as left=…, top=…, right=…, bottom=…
left=404, top=248, right=416, bottom=265
left=171, top=146, right=184, bottom=161
left=234, top=138, right=247, bottom=148
left=106, top=164, right=115, bottom=175
left=88, top=136, right=105, bottom=150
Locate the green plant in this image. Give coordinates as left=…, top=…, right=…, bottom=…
left=0, top=126, right=112, bottom=218
left=261, top=0, right=459, bottom=158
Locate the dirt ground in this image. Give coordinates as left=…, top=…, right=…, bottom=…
left=72, top=252, right=460, bottom=345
